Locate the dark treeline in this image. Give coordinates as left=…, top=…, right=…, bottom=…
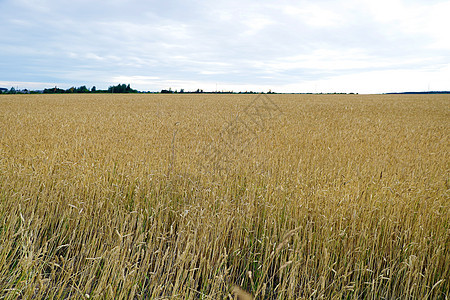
left=1, top=85, right=275, bottom=94
left=160, top=88, right=268, bottom=94
left=0, top=83, right=366, bottom=95
left=42, top=84, right=138, bottom=94
left=2, top=83, right=450, bottom=95
left=2, top=84, right=377, bottom=95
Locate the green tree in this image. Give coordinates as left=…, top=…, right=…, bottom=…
left=108, top=83, right=137, bottom=93
left=76, top=86, right=89, bottom=93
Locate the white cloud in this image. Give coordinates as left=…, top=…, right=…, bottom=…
left=357, top=0, right=450, bottom=48
left=241, top=14, right=275, bottom=36
left=281, top=4, right=344, bottom=28
left=255, top=49, right=443, bottom=74
left=273, top=63, right=450, bottom=94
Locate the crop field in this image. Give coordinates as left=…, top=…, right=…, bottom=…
left=0, top=93, right=448, bottom=299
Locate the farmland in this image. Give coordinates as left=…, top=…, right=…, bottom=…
left=0, top=94, right=448, bottom=299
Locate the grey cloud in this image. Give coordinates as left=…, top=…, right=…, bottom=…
left=0, top=0, right=448, bottom=92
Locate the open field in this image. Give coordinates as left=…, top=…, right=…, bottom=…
left=0, top=93, right=448, bottom=299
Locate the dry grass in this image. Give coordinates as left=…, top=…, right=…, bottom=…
left=0, top=93, right=448, bottom=299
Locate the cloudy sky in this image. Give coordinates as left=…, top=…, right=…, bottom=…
left=1, top=0, right=449, bottom=93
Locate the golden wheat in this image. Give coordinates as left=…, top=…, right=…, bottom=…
left=0, top=93, right=448, bottom=299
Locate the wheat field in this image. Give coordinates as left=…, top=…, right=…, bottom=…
left=0, top=93, right=448, bottom=299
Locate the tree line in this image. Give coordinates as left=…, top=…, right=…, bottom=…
left=0, top=84, right=139, bottom=94
left=1, top=85, right=277, bottom=94
left=43, top=84, right=138, bottom=94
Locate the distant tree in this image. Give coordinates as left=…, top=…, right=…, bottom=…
left=76, top=86, right=89, bottom=93
left=43, top=87, right=65, bottom=93
left=91, top=86, right=96, bottom=92
left=108, top=83, right=137, bottom=93
left=8, top=87, right=16, bottom=94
